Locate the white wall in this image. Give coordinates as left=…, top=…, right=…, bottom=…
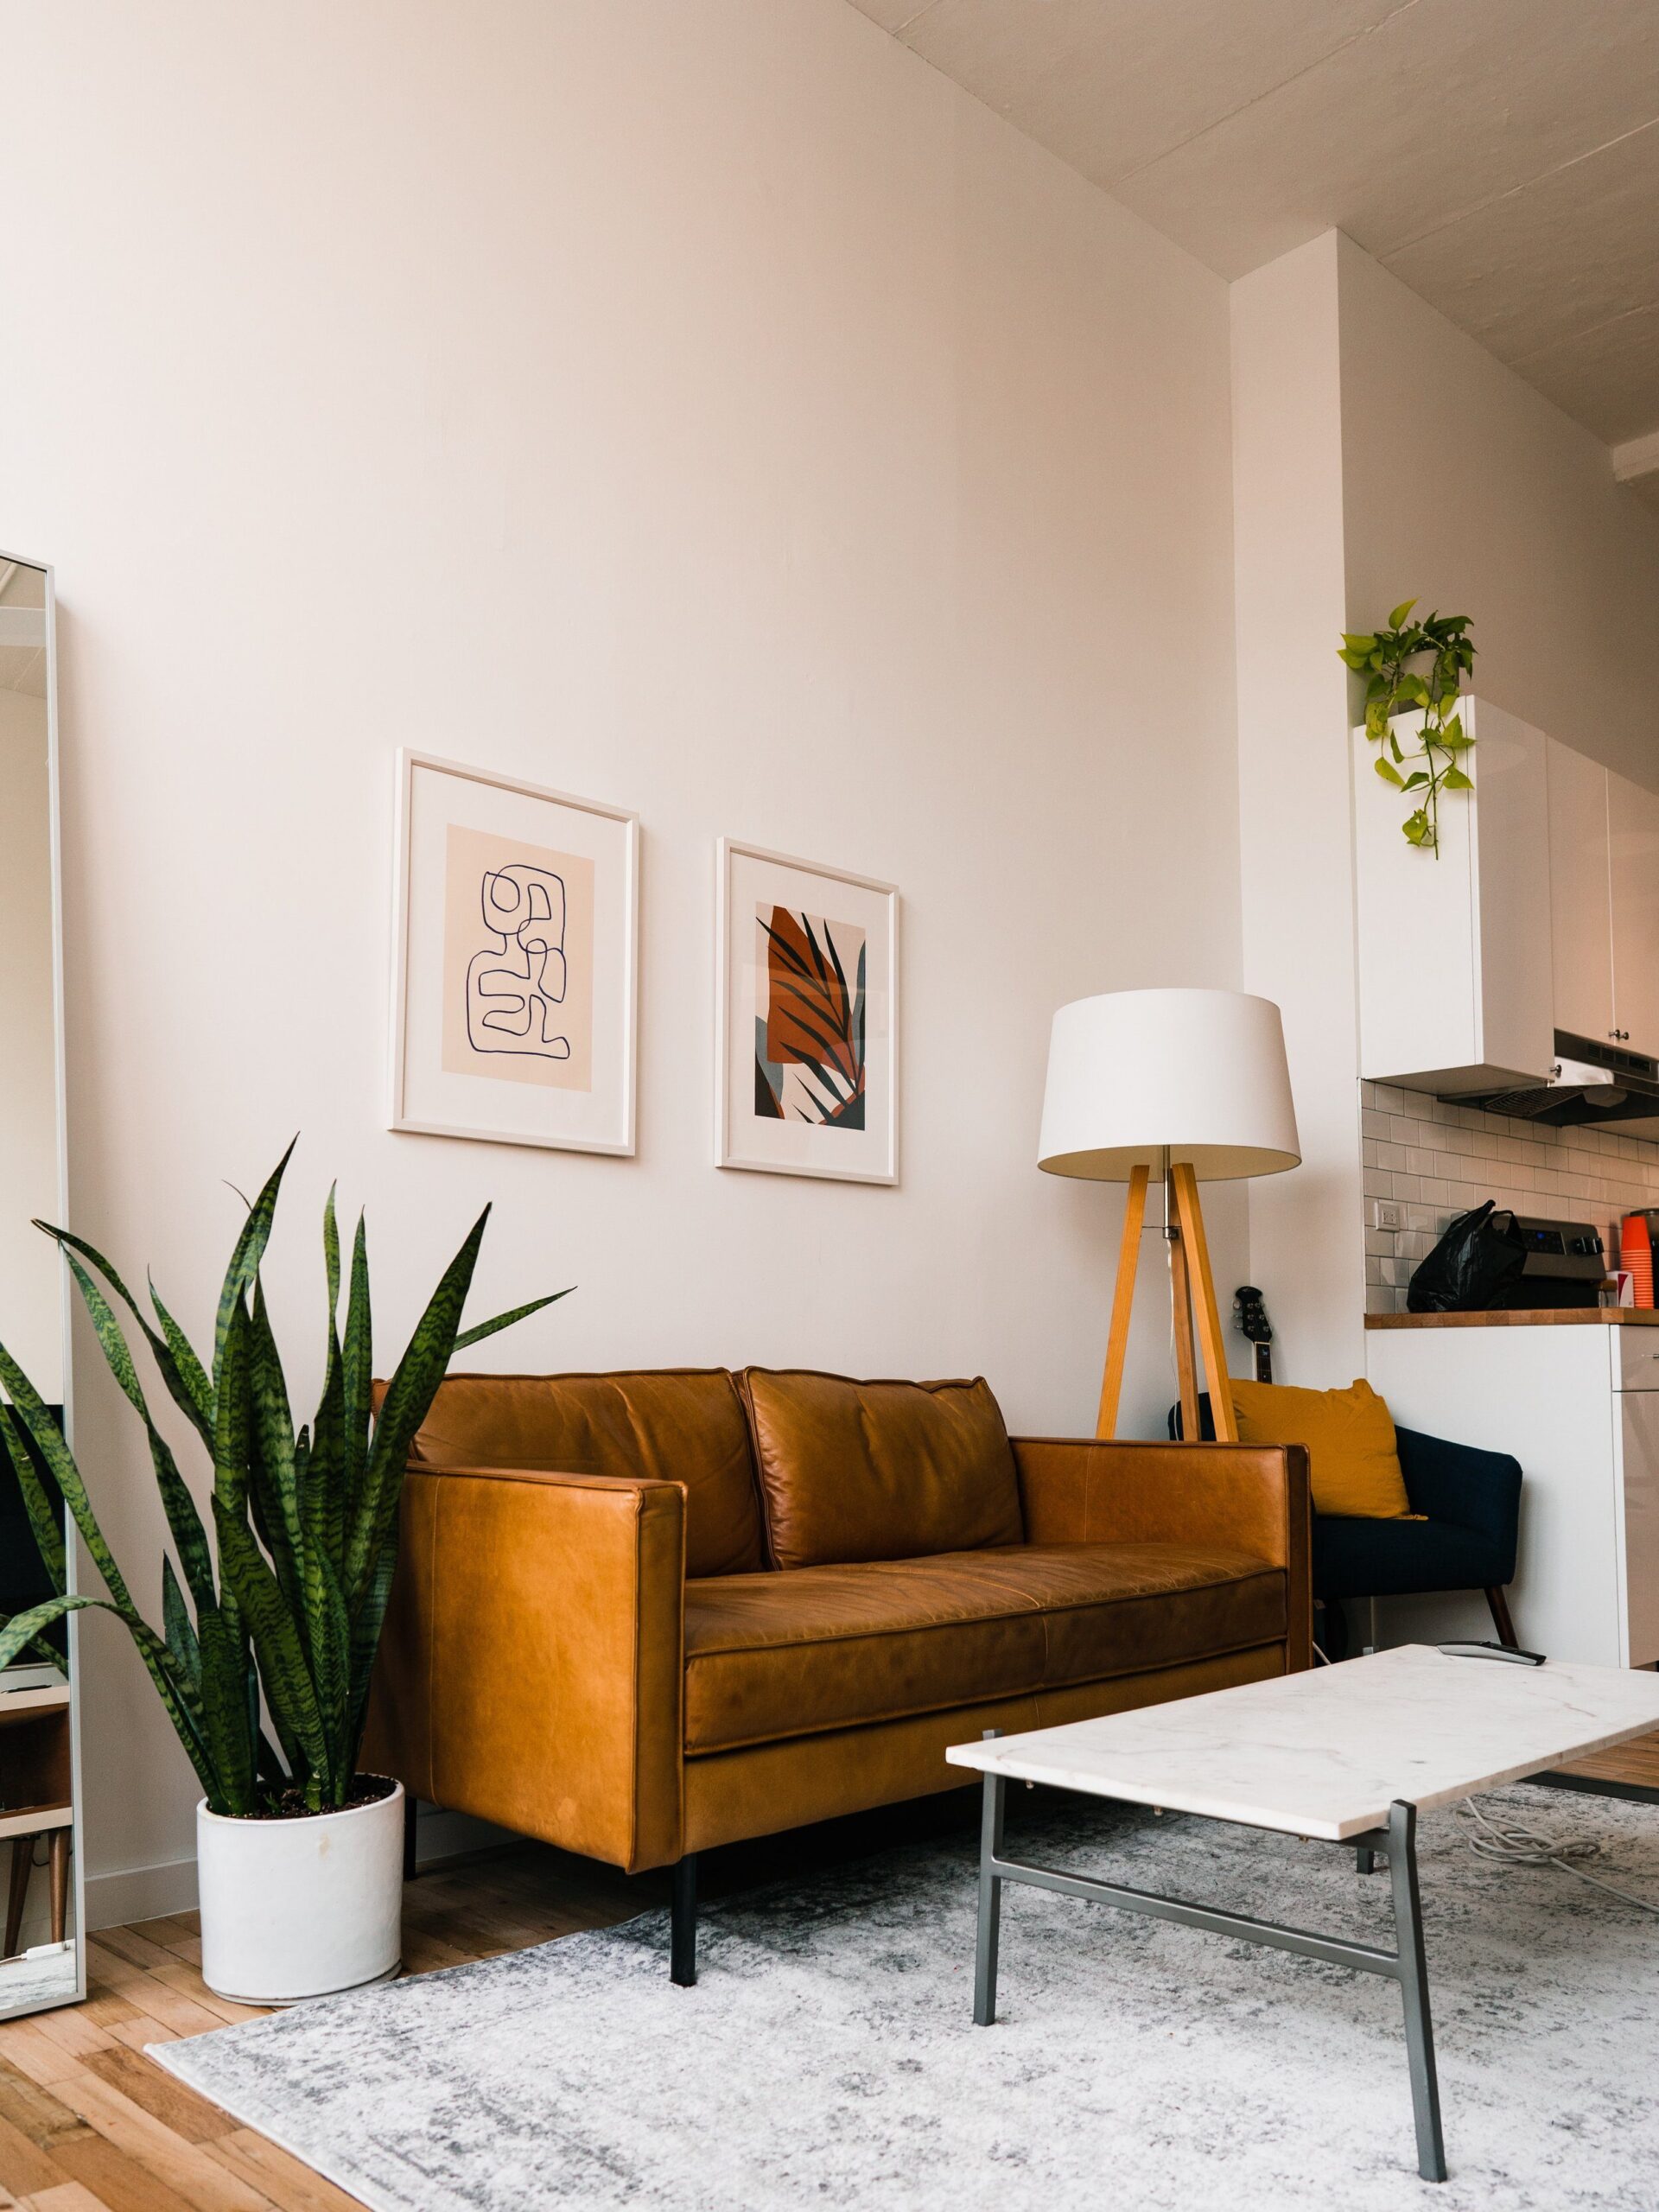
left=2, top=0, right=1245, bottom=1916
left=1234, top=232, right=1659, bottom=1644
left=1234, top=232, right=1659, bottom=1398
left=1231, top=234, right=1365, bottom=1388
left=1338, top=233, right=1659, bottom=1648
left=1338, top=235, right=1659, bottom=791
left=0, top=689, right=61, bottom=1398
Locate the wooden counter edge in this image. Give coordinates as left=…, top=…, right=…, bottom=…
left=1364, top=1308, right=1659, bottom=1328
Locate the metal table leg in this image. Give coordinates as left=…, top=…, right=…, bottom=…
left=965, top=1783, right=1447, bottom=2183
left=974, top=1732, right=1007, bottom=2027
left=1387, top=1798, right=1446, bottom=2183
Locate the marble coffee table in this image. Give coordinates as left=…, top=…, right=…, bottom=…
left=946, top=1643, right=1659, bottom=2183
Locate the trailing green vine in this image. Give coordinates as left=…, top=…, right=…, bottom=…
left=1338, top=601, right=1476, bottom=855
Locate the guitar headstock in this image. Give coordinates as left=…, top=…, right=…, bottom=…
left=1233, top=1284, right=1273, bottom=1345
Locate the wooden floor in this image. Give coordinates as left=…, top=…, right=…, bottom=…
left=3, top=1729, right=1657, bottom=2212
left=0, top=1789, right=976, bottom=2212
left=0, top=1842, right=664, bottom=2212
left=1558, top=1725, right=1659, bottom=1791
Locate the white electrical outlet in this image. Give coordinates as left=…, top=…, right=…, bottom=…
left=1373, top=1198, right=1404, bottom=1232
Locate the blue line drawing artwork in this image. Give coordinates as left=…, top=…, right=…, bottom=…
left=465, top=864, right=571, bottom=1060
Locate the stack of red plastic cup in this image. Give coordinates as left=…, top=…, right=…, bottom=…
left=1621, top=1214, right=1655, bottom=1308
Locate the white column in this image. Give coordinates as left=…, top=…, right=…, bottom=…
left=1230, top=233, right=1366, bottom=1384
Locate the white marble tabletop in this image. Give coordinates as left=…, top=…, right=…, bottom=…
left=945, top=1645, right=1659, bottom=1840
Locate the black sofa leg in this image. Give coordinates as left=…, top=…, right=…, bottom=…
left=403, top=1791, right=418, bottom=1881
left=1484, top=1586, right=1519, bottom=1649
left=671, top=1854, right=697, bottom=1986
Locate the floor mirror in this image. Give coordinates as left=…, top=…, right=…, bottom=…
left=0, top=550, right=82, bottom=2019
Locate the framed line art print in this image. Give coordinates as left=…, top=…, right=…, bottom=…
left=715, top=839, right=898, bottom=1184
left=389, top=751, right=638, bottom=1154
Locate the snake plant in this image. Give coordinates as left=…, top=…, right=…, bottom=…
left=0, top=1143, right=564, bottom=1815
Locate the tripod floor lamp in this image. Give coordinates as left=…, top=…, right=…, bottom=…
left=1038, top=988, right=1300, bottom=1444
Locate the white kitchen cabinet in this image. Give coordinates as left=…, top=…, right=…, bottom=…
left=1367, top=1319, right=1659, bottom=1669
left=1546, top=739, right=1614, bottom=1047
left=1619, top=1389, right=1659, bottom=1664
left=1609, top=770, right=1659, bottom=1058
left=1546, top=747, right=1659, bottom=1061
left=1354, top=697, right=1553, bottom=1093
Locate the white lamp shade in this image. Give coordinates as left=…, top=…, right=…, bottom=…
left=1038, top=988, right=1300, bottom=1182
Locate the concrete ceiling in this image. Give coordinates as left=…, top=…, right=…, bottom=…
left=849, top=0, right=1659, bottom=458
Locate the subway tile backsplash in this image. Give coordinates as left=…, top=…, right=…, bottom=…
left=1360, top=1081, right=1659, bottom=1313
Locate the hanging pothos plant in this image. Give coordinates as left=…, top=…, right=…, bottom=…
left=1338, top=601, right=1476, bottom=855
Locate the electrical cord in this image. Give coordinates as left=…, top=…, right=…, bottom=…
left=1455, top=1794, right=1659, bottom=1916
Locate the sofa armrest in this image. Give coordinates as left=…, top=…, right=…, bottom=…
left=364, top=1464, right=685, bottom=1873
left=1395, top=1427, right=1522, bottom=1573
left=1012, top=1436, right=1312, bottom=1669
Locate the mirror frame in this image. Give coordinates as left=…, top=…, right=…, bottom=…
left=0, top=548, right=84, bottom=2018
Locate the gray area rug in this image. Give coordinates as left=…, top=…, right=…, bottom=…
left=153, top=1787, right=1659, bottom=2211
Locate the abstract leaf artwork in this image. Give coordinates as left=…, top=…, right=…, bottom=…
left=717, top=841, right=896, bottom=1184
left=753, top=906, right=867, bottom=1128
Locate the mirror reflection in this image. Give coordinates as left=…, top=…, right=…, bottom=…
left=0, top=553, right=77, bottom=2016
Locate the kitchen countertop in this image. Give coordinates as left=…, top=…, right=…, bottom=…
left=1365, top=1308, right=1659, bottom=1329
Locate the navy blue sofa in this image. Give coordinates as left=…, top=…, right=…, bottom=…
left=1171, top=1395, right=1522, bottom=1657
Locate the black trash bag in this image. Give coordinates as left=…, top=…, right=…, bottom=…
left=1407, top=1201, right=1527, bottom=1313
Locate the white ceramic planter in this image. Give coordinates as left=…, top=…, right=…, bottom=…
left=196, top=1778, right=404, bottom=2005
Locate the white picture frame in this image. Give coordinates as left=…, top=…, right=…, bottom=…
left=715, top=837, right=898, bottom=1184
left=389, top=750, right=638, bottom=1154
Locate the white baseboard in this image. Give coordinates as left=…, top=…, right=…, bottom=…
left=86, top=1854, right=200, bottom=1931
left=85, top=1802, right=518, bottom=1931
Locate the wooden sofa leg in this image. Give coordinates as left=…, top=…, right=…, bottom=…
left=5, top=1838, right=30, bottom=1958
left=671, top=1854, right=697, bottom=1987
left=48, top=1830, right=69, bottom=1944
left=1484, top=1586, right=1519, bottom=1649
left=403, top=1792, right=418, bottom=1882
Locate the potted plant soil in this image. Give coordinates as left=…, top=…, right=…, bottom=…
left=0, top=1143, right=562, bottom=2004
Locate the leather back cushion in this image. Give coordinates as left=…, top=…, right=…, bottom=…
left=404, top=1370, right=764, bottom=1577
left=737, top=1369, right=1024, bottom=1570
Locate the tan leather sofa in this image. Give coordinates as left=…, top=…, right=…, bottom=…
left=365, top=1367, right=1311, bottom=1981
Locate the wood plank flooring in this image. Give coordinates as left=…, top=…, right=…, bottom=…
left=1556, top=1725, right=1659, bottom=1791
left=0, top=1844, right=658, bottom=2211
left=0, top=1790, right=977, bottom=2212
left=3, top=1732, right=1657, bottom=2212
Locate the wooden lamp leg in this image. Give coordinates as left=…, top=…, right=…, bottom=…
left=1171, top=1162, right=1237, bottom=1441
left=1096, top=1164, right=1149, bottom=1440
left=1166, top=1163, right=1201, bottom=1444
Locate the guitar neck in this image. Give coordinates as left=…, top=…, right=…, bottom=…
left=1253, top=1344, right=1273, bottom=1384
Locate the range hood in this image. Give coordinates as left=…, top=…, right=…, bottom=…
left=1457, top=1032, right=1659, bottom=1127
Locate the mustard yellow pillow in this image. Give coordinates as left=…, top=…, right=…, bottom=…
left=1229, top=1377, right=1414, bottom=1519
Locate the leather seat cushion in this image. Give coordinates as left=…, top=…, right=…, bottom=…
left=738, top=1369, right=1024, bottom=1570
left=403, top=1370, right=764, bottom=1577
left=683, top=1541, right=1286, bottom=1752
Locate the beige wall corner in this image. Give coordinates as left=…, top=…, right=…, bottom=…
left=3, top=0, right=1245, bottom=1910
left=1230, top=233, right=1366, bottom=1387
left=1336, top=233, right=1659, bottom=791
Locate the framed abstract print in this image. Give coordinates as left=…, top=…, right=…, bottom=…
left=715, top=839, right=897, bottom=1184
left=390, top=751, right=638, bottom=1154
